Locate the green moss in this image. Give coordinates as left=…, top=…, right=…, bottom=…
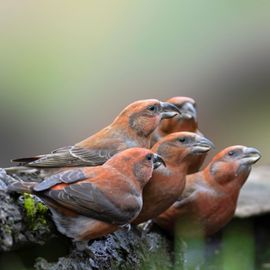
left=23, top=193, right=36, bottom=219
left=3, top=225, right=12, bottom=235
left=23, top=193, right=49, bottom=230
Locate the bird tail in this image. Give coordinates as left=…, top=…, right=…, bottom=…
left=7, top=178, right=36, bottom=194
left=11, top=156, right=41, bottom=164
left=4, top=166, right=38, bottom=174
left=4, top=166, right=57, bottom=183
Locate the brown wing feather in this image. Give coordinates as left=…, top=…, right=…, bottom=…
left=12, top=145, right=124, bottom=168
left=33, top=166, right=139, bottom=224
left=12, top=156, right=41, bottom=163
left=43, top=181, right=135, bottom=224
left=34, top=169, right=87, bottom=191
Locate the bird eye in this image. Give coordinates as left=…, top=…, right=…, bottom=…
left=228, top=151, right=235, bottom=156
left=148, top=105, right=157, bottom=112
left=178, top=137, right=186, bottom=143
left=146, top=154, right=153, bottom=161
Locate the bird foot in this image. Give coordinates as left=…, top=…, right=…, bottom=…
left=136, top=220, right=154, bottom=237
left=120, top=223, right=132, bottom=232
left=74, top=240, right=96, bottom=257
left=74, top=240, right=90, bottom=251
left=142, top=220, right=154, bottom=233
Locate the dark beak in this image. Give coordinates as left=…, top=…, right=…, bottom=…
left=181, top=102, right=197, bottom=120
left=241, top=147, right=261, bottom=164
left=160, top=102, right=182, bottom=119
left=191, top=137, right=215, bottom=154
left=153, top=154, right=166, bottom=169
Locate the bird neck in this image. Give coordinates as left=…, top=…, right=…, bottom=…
left=160, top=117, right=198, bottom=133
left=148, top=162, right=187, bottom=201
left=104, top=162, right=146, bottom=191
left=157, top=154, right=190, bottom=180
left=111, top=119, right=151, bottom=148
left=204, top=163, right=251, bottom=193
left=153, top=143, right=192, bottom=173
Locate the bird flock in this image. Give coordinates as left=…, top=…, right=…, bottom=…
left=6, top=97, right=261, bottom=241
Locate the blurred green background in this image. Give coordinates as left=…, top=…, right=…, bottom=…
left=0, top=0, right=269, bottom=166
left=0, top=1, right=270, bottom=269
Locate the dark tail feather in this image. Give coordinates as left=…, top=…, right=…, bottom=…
left=12, top=156, right=41, bottom=164
left=5, top=166, right=39, bottom=174
left=7, top=179, right=36, bottom=193
left=5, top=167, right=63, bottom=183
left=4, top=166, right=44, bottom=183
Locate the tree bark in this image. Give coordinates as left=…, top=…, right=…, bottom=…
left=0, top=169, right=54, bottom=252
left=1, top=166, right=269, bottom=269
left=0, top=169, right=172, bottom=269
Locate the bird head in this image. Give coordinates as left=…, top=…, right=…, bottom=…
left=113, top=99, right=181, bottom=137
left=208, top=145, right=261, bottom=185
left=106, top=147, right=166, bottom=188
left=167, top=96, right=197, bottom=120
left=160, top=97, right=198, bottom=133
left=152, top=131, right=214, bottom=166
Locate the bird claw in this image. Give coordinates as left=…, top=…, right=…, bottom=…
left=142, top=220, right=154, bottom=233
left=136, top=220, right=154, bottom=238
left=120, top=224, right=131, bottom=232
left=74, top=240, right=90, bottom=251
left=74, top=240, right=96, bottom=257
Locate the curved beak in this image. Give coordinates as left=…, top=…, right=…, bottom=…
left=191, top=137, right=215, bottom=154
left=181, top=102, right=197, bottom=120
left=241, top=147, right=261, bottom=164
left=153, top=154, right=166, bottom=169
left=160, top=102, right=182, bottom=119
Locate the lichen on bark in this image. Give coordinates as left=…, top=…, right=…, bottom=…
left=23, top=193, right=49, bottom=231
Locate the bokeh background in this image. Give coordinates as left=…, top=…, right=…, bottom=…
left=0, top=1, right=270, bottom=167
left=0, top=1, right=270, bottom=269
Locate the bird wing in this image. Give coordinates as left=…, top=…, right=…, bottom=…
left=34, top=168, right=135, bottom=224
left=33, top=169, right=88, bottom=191
left=175, top=172, right=215, bottom=209
left=173, top=179, right=198, bottom=208
left=12, top=145, right=121, bottom=168
left=44, top=181, right=133, bottom=224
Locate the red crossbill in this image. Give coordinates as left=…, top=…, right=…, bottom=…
left=8, top=148, right=165, bottom=240
left=151, top=96, right=206, bottom=174
left=151, top=97, right=199, bottom=144
left=132, top=132, right=214, bottom=225
left=154, top=146, right=261, bottom=236
left=8, top=99, right=179, bottom=177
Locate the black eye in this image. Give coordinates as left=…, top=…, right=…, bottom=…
left=148, top=105, right=157, bottom=112
left=146, top=154, right=153, bottom=161
left=228, top=151, right=235, bottom=156
left=178, top=137, right=186, bottom=143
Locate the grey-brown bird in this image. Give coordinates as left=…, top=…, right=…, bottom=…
left=7, top=99, right=180, bottom=178
left=8, top=148, right=165, bottom=241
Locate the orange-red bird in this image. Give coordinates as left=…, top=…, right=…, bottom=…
left=154, top=146, right=261, bottom=236
left=8, top=148, right=165, bottom=240
left=8, top=99, right=179, bottom=176
left=132, top=132, right=214, bottom=225
left=151, top=96, right=205, bottom=173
